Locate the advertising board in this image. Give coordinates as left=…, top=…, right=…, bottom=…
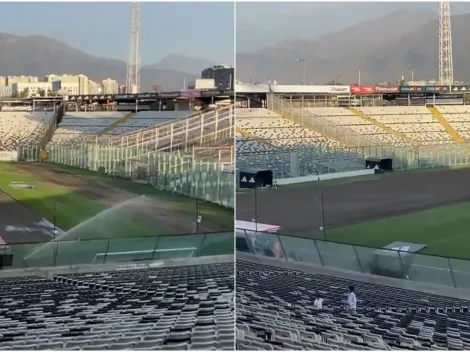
left=399, top=86, right=425, bottom=93
left=179, top=90, right=202, bottom=99
left=350, top=85, right=376, bottom=94
left=270, top=85, right=351, bottom=94
left=375, top=86, right=400, bottom=93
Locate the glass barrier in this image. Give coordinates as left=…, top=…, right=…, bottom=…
left=448, top=258, right=470, bottom=289
left=6, top=232, right=231, bottom=269
left=354, top=245, right=404, bottom=278
left=55, top=239, right=110, bottom=266
left=407, top=253, right=454, bottom=287
left=199, top=232, right=234, bottom=256
left=105, top=237, right=160, bottom=263
left=238, top=229, right=470, bottom=290
left=278, top=235, right=321, bottom=266
left=315, top=240, right=361, bottom=272
left=13, top=242, right=57, bottom=269
left=153, top=234, right=205, bottom=260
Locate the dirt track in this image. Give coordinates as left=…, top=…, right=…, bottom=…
left=0, top=190, right=54, bottom=244
left=0, top=163, right=223, bottom=244
left=236, top=168, right=470, bottom=235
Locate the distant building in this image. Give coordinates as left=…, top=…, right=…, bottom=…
left=0, top=76, right=6, bottom=87
left=46, top=74, right=89, bottom=95
left=52, top=81, right=79, bottom=96
left=88, top=80, right=101, bottom=95
left=0, top=86, right=12, bottom=97
left=7, top=75, right=39, bottom=86
left=201, top=65, right=234, bottom=90
left=12, top=82, right=52, bottom=97
left=188, top=79, right=216, bottom=90
left=101, top=78, right=119, bottom=95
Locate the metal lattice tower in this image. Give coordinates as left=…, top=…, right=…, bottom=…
left=126, top=2, right=141, bottom=93
left=439, top=1, right=453, bottom=86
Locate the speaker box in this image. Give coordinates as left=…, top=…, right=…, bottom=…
left=0, top=254, right=13, bottom=268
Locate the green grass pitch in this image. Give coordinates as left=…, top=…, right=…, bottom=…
left=323, top=200, right=470, bottom=260
left=0, top=162, right=233, bottom=267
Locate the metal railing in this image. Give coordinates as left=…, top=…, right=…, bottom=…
left=236, top=139, right=470, bottom=180
left=18, top=107, right=235, bottom=207
left=7, top=232, right=234, bottom=269
left=79, top=106, right=234, bottom=151
left=237, top=229, right=470, bottom=290
left=268, top=94, right=377, bottom=148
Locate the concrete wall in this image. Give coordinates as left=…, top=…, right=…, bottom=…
left=276, top=168, right=375, bottom=186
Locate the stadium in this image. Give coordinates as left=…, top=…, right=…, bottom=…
left=235, top=3, right=470, bottom=350
left=236, top=85, right=470, bottom=350
left=236, top=87, right=470, bottom=350
left=0, top=89, right=234, bottom=350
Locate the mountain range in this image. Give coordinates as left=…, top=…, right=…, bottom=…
left=0, top=33, right=217, bottom=91
left=236, top=11, right=470, bottom=85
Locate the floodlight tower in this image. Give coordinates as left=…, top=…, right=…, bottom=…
left=438, top=1, right=454, bottom=86
left=126, top=2, right=141, bottom=93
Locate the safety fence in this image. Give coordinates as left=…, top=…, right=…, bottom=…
left=17, top=106, right=235, bottom=207
left=8, top=232, right=233, bottom=269
left=237, top=229, right=470, bottom=290
left=19, top=143, right=234, bottom=208
left=236, top=140, right=470, bottom=180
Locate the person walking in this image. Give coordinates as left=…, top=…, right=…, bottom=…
left=347, top=285, right=357, bottom=314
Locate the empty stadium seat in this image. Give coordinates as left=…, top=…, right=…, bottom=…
left=236, top=108, right=364, bottom=178
left=237, top=259, right=470, bottom=350
left=0, top=112, right=55, bottom=151
left=0, top=262, right=234, bottom=350
left=49, top=112, right=128, bottom=144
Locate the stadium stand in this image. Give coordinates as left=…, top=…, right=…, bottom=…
left=302, top=107, right=409, bottom=147
left=237, top=108, right=342, bottom=150
left=50, top=111, right=202, bottom=145
left=0, top=112, right=55, bottom=151
left=0, top=261, right=234, bottom=350
left=237, top=259, right=470, bottom=350
left=355, top=107, right=453, bottom=145
left=436, top=106, right=470, bottom=140
left=236, top=108, right=364, bottom=178
left=49, top=112, right=128, bottom=145
left=108, top=111, right=192, bottom=135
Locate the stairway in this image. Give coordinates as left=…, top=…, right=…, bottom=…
left=98, top=112, right=135, bottom=135
left=348, top=108, right=419, bottom=146
left=428, top=107, right=464, bottom=143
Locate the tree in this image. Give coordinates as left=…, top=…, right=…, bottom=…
left=19, top=88, right=30, bottom=98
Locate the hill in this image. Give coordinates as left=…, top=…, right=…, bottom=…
left=146, top=54, right=217, bottom=75
left=236, top=11, right=470, bottom=84
left=0, top=33, right=197, bottom=91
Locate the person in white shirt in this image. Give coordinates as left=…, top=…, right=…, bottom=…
left=314, top=297, right=323, bottom=309
left=347, top=285, right=357, bottom=314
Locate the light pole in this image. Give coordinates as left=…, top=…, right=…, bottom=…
left=297, top=58, right=306, bottom=85
left=409, top=65, right=415, bottom=85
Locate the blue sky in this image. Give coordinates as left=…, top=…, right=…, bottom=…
left=0, top=2, right=234, bottom=65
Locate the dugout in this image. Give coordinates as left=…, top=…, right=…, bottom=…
left=366, top=157, right=393, bottom=172
left=239, top=168, right=273, bottom=189
left=369, top=241, right=427, bottom=279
